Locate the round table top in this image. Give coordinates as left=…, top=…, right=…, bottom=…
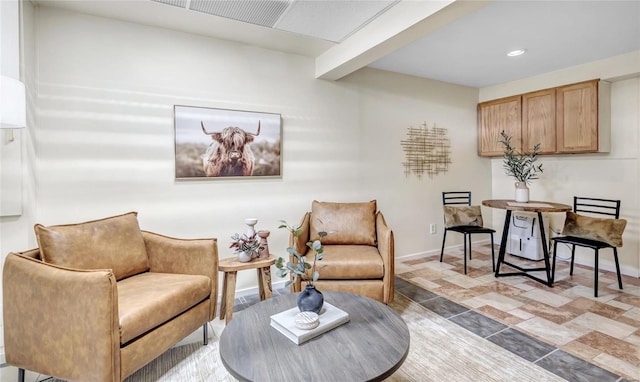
left=218, top=254, right=276, bottom=271
left=219, top=291, right=410, bottom=382
left=482, top=199, right=572, bottom=213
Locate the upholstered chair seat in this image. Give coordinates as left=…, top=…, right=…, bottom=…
left=317, top=245, right=384, bottom=279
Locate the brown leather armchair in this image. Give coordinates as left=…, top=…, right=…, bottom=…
left=3, top=212, right=218, bottom=382
left=290, top=200, right=394, bottom=304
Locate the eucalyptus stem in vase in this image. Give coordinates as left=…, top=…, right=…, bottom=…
left=276, top=220, right=327, bottom=313
left=275, top=220, right=326, bottom=287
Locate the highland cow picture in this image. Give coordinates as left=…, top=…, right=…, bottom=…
left=174, top=106, right=282, bottom=179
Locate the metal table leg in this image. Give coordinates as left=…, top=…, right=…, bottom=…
left=495, top=210, right=553, bottom=287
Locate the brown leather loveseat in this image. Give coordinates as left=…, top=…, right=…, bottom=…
left=290, top=200, right=394, bottom=303
left=2, top=212, right=218, bottom=382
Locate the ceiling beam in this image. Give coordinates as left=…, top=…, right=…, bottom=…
left=315, top=0, right=493, bottom=81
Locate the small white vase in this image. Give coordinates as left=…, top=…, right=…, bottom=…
left=237, top=251, right=252, bottom=263
left=515, top=182, right=529, bottom=203
left=244, top=218, right=258, bottom=238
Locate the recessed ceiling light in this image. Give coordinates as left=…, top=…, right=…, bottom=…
left=507, top=49, right=527, bottom=57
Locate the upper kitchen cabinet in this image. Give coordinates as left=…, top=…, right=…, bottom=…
left=522, top=88, right=556, bottom=154
left=478, top=79, right=609, bottom=157
left=556, top=79, right=600, bottom=153
left=477, top=95, right=521, bottom=157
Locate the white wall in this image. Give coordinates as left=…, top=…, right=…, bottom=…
left=343, top=68, right=488, bottom=254
left=23, top=5, right=483, bottom=291
left=0, top=0, right=36, bottom=363
left=481, top=53, right=640, bottom=277
left=31, top=6, right=357, bottom=273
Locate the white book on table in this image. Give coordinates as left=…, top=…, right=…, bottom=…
left=270, top=302, right=350, bottom=345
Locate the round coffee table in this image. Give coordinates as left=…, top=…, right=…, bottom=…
left=219, top=291, right=410, bottom=382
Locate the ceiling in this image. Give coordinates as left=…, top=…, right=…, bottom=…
left=36, top=0, right=640, bottom=88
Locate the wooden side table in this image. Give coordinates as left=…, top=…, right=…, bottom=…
left=219, top=255, right=276, bottom=323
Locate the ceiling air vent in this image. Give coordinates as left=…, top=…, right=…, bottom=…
left=189, top=0, right=292, bottom=28
left=150, top=0, right=187, bottom=9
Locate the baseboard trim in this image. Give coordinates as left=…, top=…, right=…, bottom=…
left=396, top=241, right=638, bottom=278
left=395, top=240, right=492, bottom=264
left=231, top=280, right=289, bottom=299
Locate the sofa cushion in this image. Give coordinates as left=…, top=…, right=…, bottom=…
left=310, top=200, right=377, bottom=245
left=562, top=211, right=627, bottom=247
left=117, top=272, right=211, bottom=345
left=316, top=245, right=383, bottom=279
left=35, top=212, right=150, bottom=281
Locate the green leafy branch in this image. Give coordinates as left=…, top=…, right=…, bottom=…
left=275, top=220, right=326, bottom=288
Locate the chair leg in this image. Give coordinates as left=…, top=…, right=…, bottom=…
left=469, top=236, right=473, bottom=260
left=18, top=368, right=25, bottom=382
left=490, top=233, right=495, bottom=272
left=613, top=248, right=623, bottom=290
left=594, top=249, right=599, bottom=298
left=440, top=230, right=447, bottom=263
left=569, top=244, right=576, bottom=275
left=552, top=240, right=559, bottom=284
left=203, top=323, right=208, bottom=345
left=463, top=234, right=468, bottom=275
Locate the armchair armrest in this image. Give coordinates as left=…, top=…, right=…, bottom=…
left=290, top=212, right=311, bottom=255
left=3, top=253, right=119, bottom=382
left=142, top=231, right=218, bottom=320
left=288, top=212, right=311, bottom=292
left=376, top=212, right=395, bottom=303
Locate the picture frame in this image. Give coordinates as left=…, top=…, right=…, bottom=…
left=174, top=105, right=282, bottom=179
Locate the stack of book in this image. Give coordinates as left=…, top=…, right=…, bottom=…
left=270, top=303, right=350, bottom=345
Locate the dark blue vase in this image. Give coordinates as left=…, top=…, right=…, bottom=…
left=297, top=285, right=324, bottom=314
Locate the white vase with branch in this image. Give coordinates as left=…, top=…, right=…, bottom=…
left=499, top=130, right=544, bottom=203
left=275, top=220, right=327, bottom=313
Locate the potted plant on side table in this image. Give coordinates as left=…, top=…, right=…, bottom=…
left=499, top=130, right=544, bottom=203
left=230, top=232, right=263, bottom=262
left=275, top=220, right=326, bottom=314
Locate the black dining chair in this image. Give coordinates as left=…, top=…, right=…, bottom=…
left=440, top=192, right=495, bottom=274
left=551, top=197, right=626, bottom=297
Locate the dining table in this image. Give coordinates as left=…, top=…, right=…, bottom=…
left=482, top=199, right=572, bottom=287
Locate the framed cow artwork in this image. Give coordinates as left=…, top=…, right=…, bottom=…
left=174, top=106, right=282, bottom=179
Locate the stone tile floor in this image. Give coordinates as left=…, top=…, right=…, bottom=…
left=3, top=246, right=638, bottom=381
left=396, top=244, right=640, bottom=382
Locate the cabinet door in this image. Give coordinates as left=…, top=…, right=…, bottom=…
left=522, top=89, right=556, bottom=153
left=556, top=79, right=598, bottom=153
left=478, top=95, right=521, bottom=157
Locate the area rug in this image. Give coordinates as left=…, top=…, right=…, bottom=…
left=47, top=293, right=567, bottom=381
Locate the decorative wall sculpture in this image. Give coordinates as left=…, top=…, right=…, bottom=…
left=400, top=122, right=451, bottom=179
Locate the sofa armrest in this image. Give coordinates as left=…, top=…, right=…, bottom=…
left=376, top=212, right=395, bottom=303
left=3, top=253, right=119, bottom=382
left=142, top=231, right=218, bottom=320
